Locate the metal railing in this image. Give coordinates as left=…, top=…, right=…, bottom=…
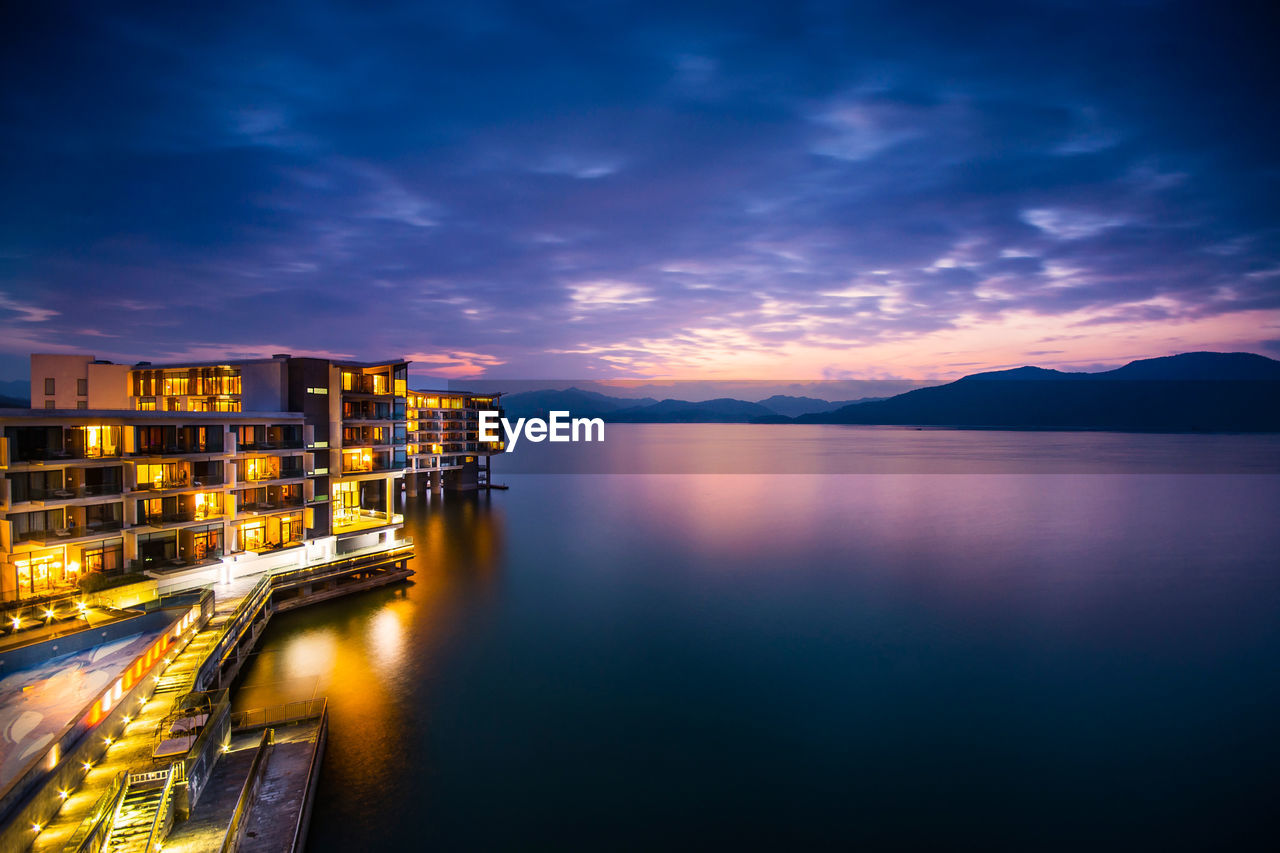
left=142, top=764, right=178, bottom=853
left=230, top=698, right=327, bottom=731
left=220, top=729, right=275, bottom=853
left=60, top=772, right=125, bottom=853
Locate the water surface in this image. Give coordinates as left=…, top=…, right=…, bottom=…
left=233, top=426, right=1280, bottom=850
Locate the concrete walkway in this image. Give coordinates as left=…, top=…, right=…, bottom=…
left=30, top=572, right=271, bottom=852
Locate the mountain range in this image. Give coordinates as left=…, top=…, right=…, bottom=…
left=0, top=379, right=30, bottom=407
left=793, top=352, right=1280, bottom=431
left=498, top=352, right=1280, bottom=431
left=498, top=388, right=881, bottom=422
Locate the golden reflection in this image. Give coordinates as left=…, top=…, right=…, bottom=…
left=283, top=629, right=338, bottom=677
left=367, top=604, right=406, bottom=674
left=233, top=493, right=506, bottom=796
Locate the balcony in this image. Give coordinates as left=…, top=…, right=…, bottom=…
left=235, top=438, right=304, bottom=452
left=341, top=374, right=392, bottom=396
left=136, top=509, right=223, bottom=528
left=16, top=520, right=125, bottom=543
left=130, top=441, right=224, bottom=457
left=131, top=477, right=191, bottom=493
left=332, top=508, right=395, bottom=534
left=14, top=483, right=124, bottom=503
left=341, top=407, right=394, bottom=422
left=240, top=468, right=305, bottom=485
left=131, top=548, right=224, bottom=573
left=236, top=495, right=304, bottom=514
left=10, top=446, right=123, bottom=463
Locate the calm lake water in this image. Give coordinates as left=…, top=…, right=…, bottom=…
left=232, top=426, right=1280, bottom=850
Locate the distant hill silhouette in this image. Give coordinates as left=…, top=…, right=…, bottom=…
left=0, top=395, right=27, bottom=408
left=499, top=387, right=659, bottom=420
left=500, top=388, right=885, bottom=422
left=794, top=352, right=1280, bottom=431
left=754, top=394, right=884, bottom=417
left=0, top=380, right=30, bottom=402
left=609, top=397, right=776, bottom=423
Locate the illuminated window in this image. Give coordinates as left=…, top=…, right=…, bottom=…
left=239, top=521, right=266, bottom=552
left=15, top=549, right=65, bottom=597
left=82, top=426, right=120, bottom=458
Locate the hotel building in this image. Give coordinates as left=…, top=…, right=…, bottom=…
left=406, top=389, right=504, bottom=493
left=0, top=353, right=497, bottom=605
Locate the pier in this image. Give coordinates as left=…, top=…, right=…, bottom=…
left=2, top=543, right=411, bottom=853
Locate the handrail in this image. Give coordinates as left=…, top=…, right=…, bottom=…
left=60, top=772, right=125, bottom=853
left=220, top=729, right=275, bottom=853
left=230, top=698, right=327, bottom=731
left=207, top=575, right=273, bottom=672
left=289, top=705, right=328, bottom=853
left=142, top=764, right=178, bottom=853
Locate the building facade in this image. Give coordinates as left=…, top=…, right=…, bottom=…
left=1, top=353, right=497, bottom=604
left=0, top=408, right=309, bottom=601
left=406, top=390, right=504, bottom=492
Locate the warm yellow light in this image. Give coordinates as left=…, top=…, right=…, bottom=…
left=58, top=789, right=69, bottom=800
left=10, top=617, right=19, bottom=629
left=68, top=560, right=81, bottom=575
left=82, top=762, right=93, bottom=771
left=31, top=824, right=41, bottom=833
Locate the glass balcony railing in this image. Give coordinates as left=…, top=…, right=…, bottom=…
left=131, top=441, right=224, bottom=456
left=16, top=483, right=124, bottom=501
left=16, top=520, right=124, bottom=542
left=236, top=495, right=304, bottom=513
left=235, top=438, right=304, bottom=451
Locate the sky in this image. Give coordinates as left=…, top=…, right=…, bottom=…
left=1, top=0, right=1278, bottom=384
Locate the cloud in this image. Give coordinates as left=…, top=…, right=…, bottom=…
left=0, top=291, right=58, bottom=323
left=1021, top=208, right=1131, bottom=240
left=568, top=281, right=655, bottom=309
left=0, top=0, right=1277, bottom=380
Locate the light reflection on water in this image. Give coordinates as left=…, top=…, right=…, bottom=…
left=230, top=427, right=1280, bottom=850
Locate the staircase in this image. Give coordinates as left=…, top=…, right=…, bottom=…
left=101, top=766, right=178, bottom=853
left=101, top=785, right=164, bottom=853
left=152, top=669, right=193, bottom=696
